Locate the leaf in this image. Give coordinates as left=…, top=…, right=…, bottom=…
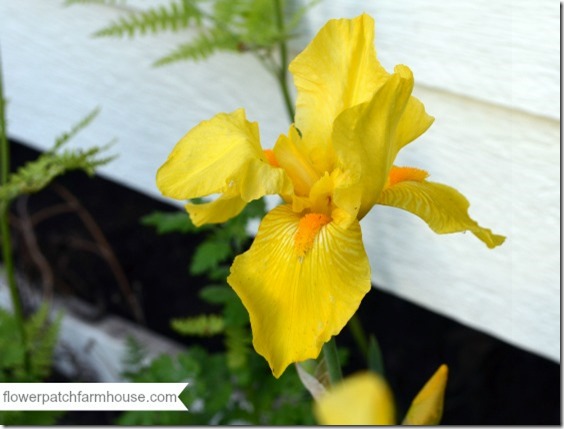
left=154, top=28, right=238, bottom=66
left=171, top=314, right=225, bottom=337
left=140, top=210, right=199, bottom=234
left=0, top=108, right=113, bottom=207
left=402, top=364, right=449, bottom=425
left=367, top=335, right=385, bottom=376
left=52, top=107, right=100, bottom=151
left=0, top=305, right=61, bottom=384
left=189, top=240, right=231, bottom=275
left=93, top=0, right=203, bottom=39
left=198, top=284, right=235, bottom=304
left=26, top=306, right=63, bottom=381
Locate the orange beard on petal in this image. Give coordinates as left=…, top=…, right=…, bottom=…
left=294, top=212, right=332, bottom=257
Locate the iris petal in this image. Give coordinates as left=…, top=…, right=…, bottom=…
left=333, top=65, right=433, bottom=221
left=379, top=179, right=505, bottom=248
left=185, top=193, right=246, bottom=227
left=289, top=14, right=389, bottom=174
left=227, top=205, right=371, bottom=377
left=314, top=372, right=396, bottom=425
left=156, top=109, right=291, bottom=223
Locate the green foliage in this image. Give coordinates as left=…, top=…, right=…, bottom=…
left=171, top=313, right=225, bottom=337
left=0, top=108, right=114, bottom=208
left=154, top=28, right=238, bottom=66
left=140, top=210, right=201, bottom=234
left=0, top=304, right=61, bottom=382
left=190, top=240, right=232, bottom=276
left=367, top=334, right=385, bottom=376
left=70, top=0, right=320, bottom=66
left=93, top=0, right=203, bottom=38
left=118, top=339, right=315, bottom=425
left=0, top=305, right=64, bottom=425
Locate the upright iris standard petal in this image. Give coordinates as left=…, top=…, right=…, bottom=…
left=156, top=109, right=291, bottom=225
left=332, top=65, right=434, bottom=221
left=227, top=205, right=371, bottom=378
left=379, top=175, right=505, bottom=248
left=289, top=14, right=389, bottom=174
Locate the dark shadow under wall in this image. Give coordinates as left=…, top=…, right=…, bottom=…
left=4, top=140, right=561, bottom=425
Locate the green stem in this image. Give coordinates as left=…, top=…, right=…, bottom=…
left=322, top=337, right=342, bottom=385
left=348, top=314, right=368, bottom=358
left=0, top=52, right=29, bottom=370
left=273, top=0, right=295, bottom=122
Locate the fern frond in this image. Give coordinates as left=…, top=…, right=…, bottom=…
left=94, top=0, right=204, bottom=38
left=53, top=107, right=100, bottom=151
left=26, top=305, right=62, bottom=380
left=153, top=28, right=238, bottom=66
left=0, top=108, right=114, bottom=207
left=171, top=314, right=225, bottom=337
left=0, top=305, right=61, bottom=382
left=0, top=144, right=114, bottom=206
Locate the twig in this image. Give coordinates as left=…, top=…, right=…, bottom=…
left=15, top=196, right=55, bottom=301
left=51, top=183, right=145, bottom=324
left=30, top=203, right=76, bottom=226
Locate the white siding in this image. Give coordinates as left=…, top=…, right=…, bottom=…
left=0, top=1, right=559, bottom=361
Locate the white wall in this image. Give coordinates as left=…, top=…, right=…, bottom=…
left=0, top=1, right=559, bottom=362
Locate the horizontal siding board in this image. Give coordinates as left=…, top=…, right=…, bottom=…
left=302, top=0, right=559, bottom=120
left=0, top=1, right=559, bottom=362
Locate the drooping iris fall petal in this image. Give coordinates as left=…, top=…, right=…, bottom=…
left=228, top=205, right=371, bottom=378
left=379, top=169, right=506, bottom=248
left=156, top=108, right=291, bottom=226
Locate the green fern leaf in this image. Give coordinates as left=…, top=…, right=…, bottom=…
left=53, top=107, right=100, bottom=151
left=171, top=314, right=225, bottom=337
left=0, top=146, right=114, bottom=206
left=154, top=28, right=238, bottom=66
left=140, top=210, right=201, bottom=234
left=198, top=284, right=235, bottom=305
left=189, top=239, right=231, bottom=276
left=0, top=108, right=114, bottom=207
left=25, top=304, right=62, bottom=381
left=94, top=0, right=203, bottom=38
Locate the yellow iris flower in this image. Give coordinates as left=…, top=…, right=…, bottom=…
left=157, top=14, right=505, bottom=378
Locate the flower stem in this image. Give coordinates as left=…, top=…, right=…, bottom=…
left=0, top=52, right=29, bottom=370
left=273, top=0, right=296, bottom=122
left=322, top=337, right=342, bottom=385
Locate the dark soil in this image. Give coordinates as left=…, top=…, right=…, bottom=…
left=4, top=140, right=561, bottom=425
